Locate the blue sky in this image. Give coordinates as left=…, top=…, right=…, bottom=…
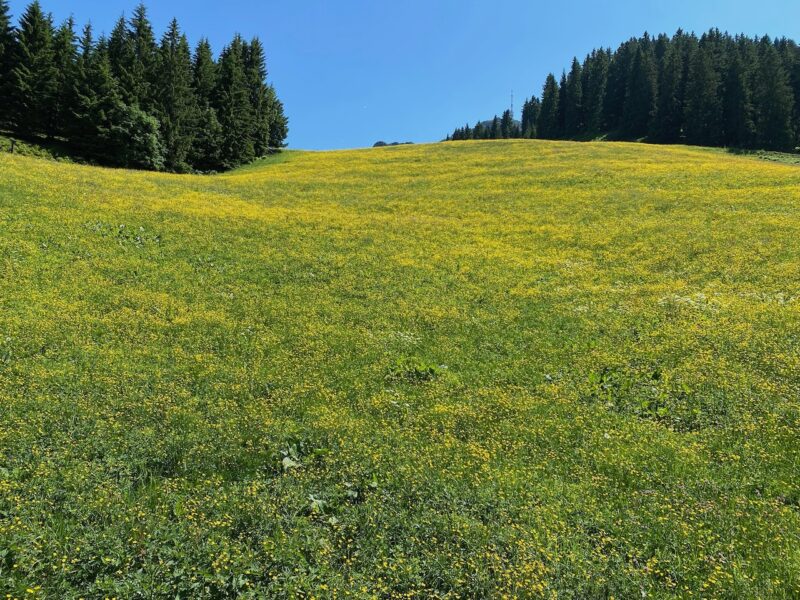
left=8, top=0, right=800, bottom=149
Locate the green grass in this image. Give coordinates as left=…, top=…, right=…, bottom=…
left=0, top=140, right=799, bottom=598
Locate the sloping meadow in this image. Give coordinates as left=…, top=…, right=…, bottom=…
left=0, top=140, right=798, bottom=597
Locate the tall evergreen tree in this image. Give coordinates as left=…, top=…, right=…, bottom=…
left=215, top=34, right=254, bottom=167
left=564, top=57, right=583, bottom=136
left=489, top=115, right=500, bottom=138
left=538, top=73, right=560, bottom=139
left=127, top=3, right=157, bottom=109
left=684, top=44, right=722, bottom=146
left=265, top=83, right=288, bottom=149
left=604, top=39, right=637, bottom=132
left=10, top=1, right=56, bottom=135
left=192, top=37, right=216, bottom=106
left=652, top=42, right=683, bottom=142
left=50, top=16, right=77, bottom=137
left=583, top=49, right=608, bottom=136
left=243, top=37, right=271, bottom=155
left=556, top=71, right=567, bottom=138
left=754, top=40, right=795, bottom=150
left=622, top=45, right=656, bottom=138
left=156, top=18, right=195, bottom=171
left=722, top=45, right=755, bottom=148
left=500, top=108, right=514, bottom=138
left=0, top=0, right=16, bottom=128
left=70, top=35, right=122, bottom=158
left=189, top=37, right=222, bottom=170
left=107, top=15, right=134, bottom=102
left=520, top=96, right=540, bottom=138
left=778, top=39, right=800, bottom=145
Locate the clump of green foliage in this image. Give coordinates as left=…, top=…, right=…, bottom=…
left=0, top=1, right=288, bottom=172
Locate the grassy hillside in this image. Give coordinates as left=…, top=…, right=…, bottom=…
left=1, top=140, right=798, bottom=598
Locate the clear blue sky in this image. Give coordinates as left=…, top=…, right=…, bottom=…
left=8, top=0, right=800, bottom=149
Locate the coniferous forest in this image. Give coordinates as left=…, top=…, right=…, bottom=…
left=0, top=0, right=288, bottom=172
left=447, top=30, right=800, bottom=153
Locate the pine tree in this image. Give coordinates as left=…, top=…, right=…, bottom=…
left=652, top=43, right=683, bottom=142
left=156, top=18, right=195, bottom=171
left=521, top=97, right=540, bottom=138
left=500, top=109, right=514, bottom=138
left=778, top=40, right=800, bottom=145
left=127, top=3, right=157, bottom=110
left=192, top=38, right=216, bottom=105
left=0, top=0, right=16, bottom=128
left=556, top=71, right=567, bottom=138
left=604, top=39, right=637, bottom=132
left=754, top=40, right=795, bottom=150
left=722, top=46, right=755, bottom=148
left=538, top=73, right=560, bottom=139
left=622, top=45, right=656, bottom=138
left=265, top=83, right=288, bottom=149
left=11, top=1, right=56, bottom=136
left=243, top=37, right=271, bottom=155
left=70, top=36, right=123, bottom=158
left=583, top=49, right=608, bottom=136
left=50, top=16, right=77, bottom=137
left=107, top=15, right=134, bottom=103
left=189, top=37, right=222, bottom=170
left=215, top=35, right=254, bottom=167
left=490, top=115, right=500, bottom=138
left=564, top=57, right=583, bottom=136
left=684, top=44, right=722, bottom=146
left=108, top=5, right=156, bottom=110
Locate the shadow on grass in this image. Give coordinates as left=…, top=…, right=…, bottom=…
left=726, top=147, right=800, bottom=166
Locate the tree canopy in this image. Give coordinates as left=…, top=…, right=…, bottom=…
left=447, top=29, right=800, bottom=153
left=1, top=1, right=288, bottom=171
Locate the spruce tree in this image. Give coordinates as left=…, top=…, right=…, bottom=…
left=622, top=45, right=657, bottom=138
left=652, top=43, right=683, bottom=142
left=11, top=1, right=56, bottom=136
left=243, top=37, right=271, bottom=155
left=779, top=40, right=800, bottom=145
left=583, top=49, right=608, bottom=136
left=684, top=44, right=722, bottom=146
left=604, top=39, right=637, bottom=132
left=556, top=71, right=567, bottom=138
left=215, top=35, right=255, bottom=167
left=50, top=16, right=77, bottom=137
left=127, top=3, right=157, bottom=110
left=564, top=57, right=583, bottom=136
left=265, top=83, right=288, bottom=149
left=156, top=18, right=195, bottom=171
left=500, top=109, right=513, bottom=138
left=70, top=36, right=123, bottom=158
left=754, top=40, right=795, bottom=150
left=490, top=115, right=500, bottom=138
left=190, top=37, right=222, bottom=170
left=192, top=38, right=216, bottom=105
left=722, top=47, right=755, bottom=148
left=538, top=73, right=560, bottom=139
left=0, top=0, right=16, bottom=128
left=521, top=97, right=540, bottom=138
left=107, top=15, right=134, bottom=103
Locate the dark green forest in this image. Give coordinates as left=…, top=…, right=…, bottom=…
left=0, top=0, right=287, bottom=172
left=448, top=29, right=800, bottom=153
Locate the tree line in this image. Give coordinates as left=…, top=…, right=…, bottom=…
left=0, top=1, right=288, bottom=171
left=447, top=29, right=800, bottom=153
